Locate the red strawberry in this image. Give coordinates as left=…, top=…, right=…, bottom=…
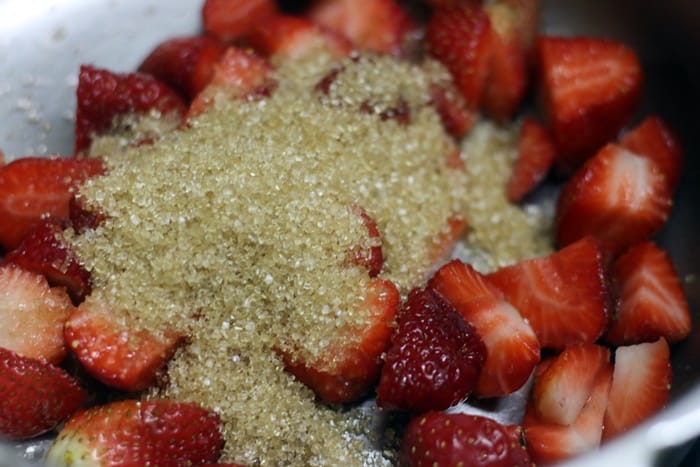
left=427, top=214, right=468, bottom=266
left=376, top=287, right=486, bottom=413
left=0, top=347, right=86, bottom=439
left=283, top=278, right=399, bottom=404
left=69, top=194, right=107, bottom=233
left=6, top=218, right=91, bottom=303
left=138, top=35, right=227, bottom=102
left=307, top=0, right=416, bottom=55
left=491, top=0, right=539, bottom=53
left=400, top=412, right=532, bottom=467
left=524, top=360, right=612, bottom=464
left=64, top=296, right=184, bottom=392
left=620, top=115, right=683, bottom=192
left=46, top=399, right=224, bottom=466
left=429, top=83, right=477, bottom=139
left=555, top=143, right=672, bottom=253
left=429, top=260, right=540, bottom=398
left=606, top=242, right=691, bottom=345
left=75, top=65, right=187, bottom=154
left=426, top=3, right=493, bottom=109
left=486, top=237, right=609, bottom=350
left=348, top=206, right=383, bottom=277
left=536, top=36, right=643, bottom=172
left=0, top=156, right=105, bottom=251
left=506, top=117, right=556, bottom=202
left=603, top=337, right=671, bottom=441
left=202, top=0, right=278, bottom=43
left=0, top=264, right=74, bottom=364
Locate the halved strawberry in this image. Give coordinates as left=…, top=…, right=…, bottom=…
left=348, top=205, right=383, bottom=277
left=0, top=347, right=86, bottom=440
left=506, top=117, right=556, bottom=202
left=427, top=214, right=468, bottom=266
left=64, top=296, right=184, bottom=392
left=536, top=36, right=643, bottom=172
left=46, top=399, right=224, bottom=466
left=429, top=83, right=477, bottom=139
left=69, top=194, right=107, bottom=233
left=138, top=35, right=227, bottom=102
left=202, top=0, right=279, bottom=43
left=75, top=65, right=187, bottom=154
left=486, top=237, right=609, bottom=350
left=0, top=156, right=105, bottom=251
left=283, top=278, right=399, bottom=404
left=620, top=115, right=683, bottom=192
left=428, top=260, right=540, bottom=398
left=555, top=143, right=672, bottom=253
left=0, top=264, right=74, bottom=364
left=6, top=218, right=91, bottom=303
left=603, top=337, right=671, bottom=440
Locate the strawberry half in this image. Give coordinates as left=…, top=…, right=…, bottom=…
left=348, top=205, right=383, bottom=277
left=0, top=347, right=86, bottom=440
left=0, top=156, right=105, bottom=251
left=429, top=83, right=477, bottom=139
left=429, top=260, right=540, bottom=398
left=486, top=237, right=609, bottom=350
left=506, top=117, right=556, bottom=202
left=400, top=412, right=532, bottom=467
left=69, top=194, right=107, bottom=233
left=46, top=399, right=224, bottom=466
left=0, top=264, right=74, bottom=364
left=536, top=36, right=643, bottom=172
left=427, top=214, right=468, bottom=266
left=202, top=0, right=279, bottom=43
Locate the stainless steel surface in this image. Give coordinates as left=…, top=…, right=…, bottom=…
left=1, top=1, right=699, bottom=465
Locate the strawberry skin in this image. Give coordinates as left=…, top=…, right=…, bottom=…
left=46, top=399, right=224, bottom=466
left=507, top=117, right=556, bottom=202
left=0, top=156, right=105, bottom=251
left=555, top=143, right=672, bottom=253
left=376, top=287, right=486, bottom=413
left=429, top=83, right=477, bottom=139
left=0, top=347, right=86, bottom=439
left=536, top=36, right=643, bottom=172
left=69, top=194, right=107, bottom=233
left=400, top=412, right=532, bottom=467
left=486, top=237, right=609, bottom=350
left=202, top=0, right=279, bottom=43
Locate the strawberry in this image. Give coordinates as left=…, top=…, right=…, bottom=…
left=348, top=206, right=383, bottom=277
left=426, top=3, right=493, bottom=109
left=69, top=194, right=107, bottom=233
left=427, top=214, right=468, bottom=266
left=506, top=117, right=556, bottom=202
left=376, top=287, right=486, bottom=413
left=490, top=0, right=539, bottom=53
left=0, top=347, right=86, bottom=439
left=429, top=83, right=477, bottom=139
left=5, top=218, right=91, bottom=303
left=283, top=278, right=399, bottom=404
left=620, top=115, right=683, bottom=192
left=138, top=35, right=227, bottom=102
left=555, top=143, right=672, bottom=253
left=307, top=0, right=416, bottom=55
left=0, top=264, right=74, bottom=364
left=46, top=399, right=224, bottom=466
left=486, top=237, right=609, bottom=350
left=428, top=260, right=540, bottom=398
left=524, top=360, right=612, bottom=464
left=64, top=296, right=184, bottom=392
left=536, top=36, right=643, bottom=172
left=202, top=0, right=279, bottom=43
left=400, top=412, right=532, bottom=467
left=606, top=242, right=691, bottom=345
left=0, top=156, right=105, bottom=251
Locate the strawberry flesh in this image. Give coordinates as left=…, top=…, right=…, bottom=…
left=202, top=0, right=279, bottom=43
left=507, top=116, right=556, bottom=202
left=429, top=83, right=477, bottom=139
left=348, top=205, right=383, bottom=277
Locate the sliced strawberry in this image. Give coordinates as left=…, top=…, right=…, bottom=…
left=506, top=117, right=556, bottom=202
left=283, top=278, right=399, bottom=404
left=603, top=337, right=671, bottom=440
left=400, top=412, right=532, bottom=467
left=75, top=65, right=186, bottom=154
left=492, top=0, right=539, bottom=53
left=536, top=36, right=643, bottom=172
left=6, top=218, right=91, bottom=303
left=0, top=347, right=86, bottom=440
left=429, top=83, right=477, bottom=139
left=348, top=205, right=383, bottom=277
left=64, top=296, right=184, bottom=392
left=620, top=115, right=683, bottom=192
left=202, top=0, right=279, bottom=43
left=486, top=237, right=609, bottom=349
left=46, top=399, right=224, bottom=465
left=555, top=143, right=672, bottom=253
left=138, top=35, right=227, bottom=102
left=429, top=260, right=540, bottom=398
left=427, top=214, right=468, bottom=266
left=531, top=344, right=610, bottom=426
left=524, top=361, right=612, bottom=464
left=426, top=3, right=493, bottom=109
left=376, top=287, right=486, bottom=413
left=307, top=0, right=416, bottom=55
left=0, top=264, right=74, bottom=364
left=0, top=156, right=106, bottom=251
left=69, top=194, right=107, bottom=233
